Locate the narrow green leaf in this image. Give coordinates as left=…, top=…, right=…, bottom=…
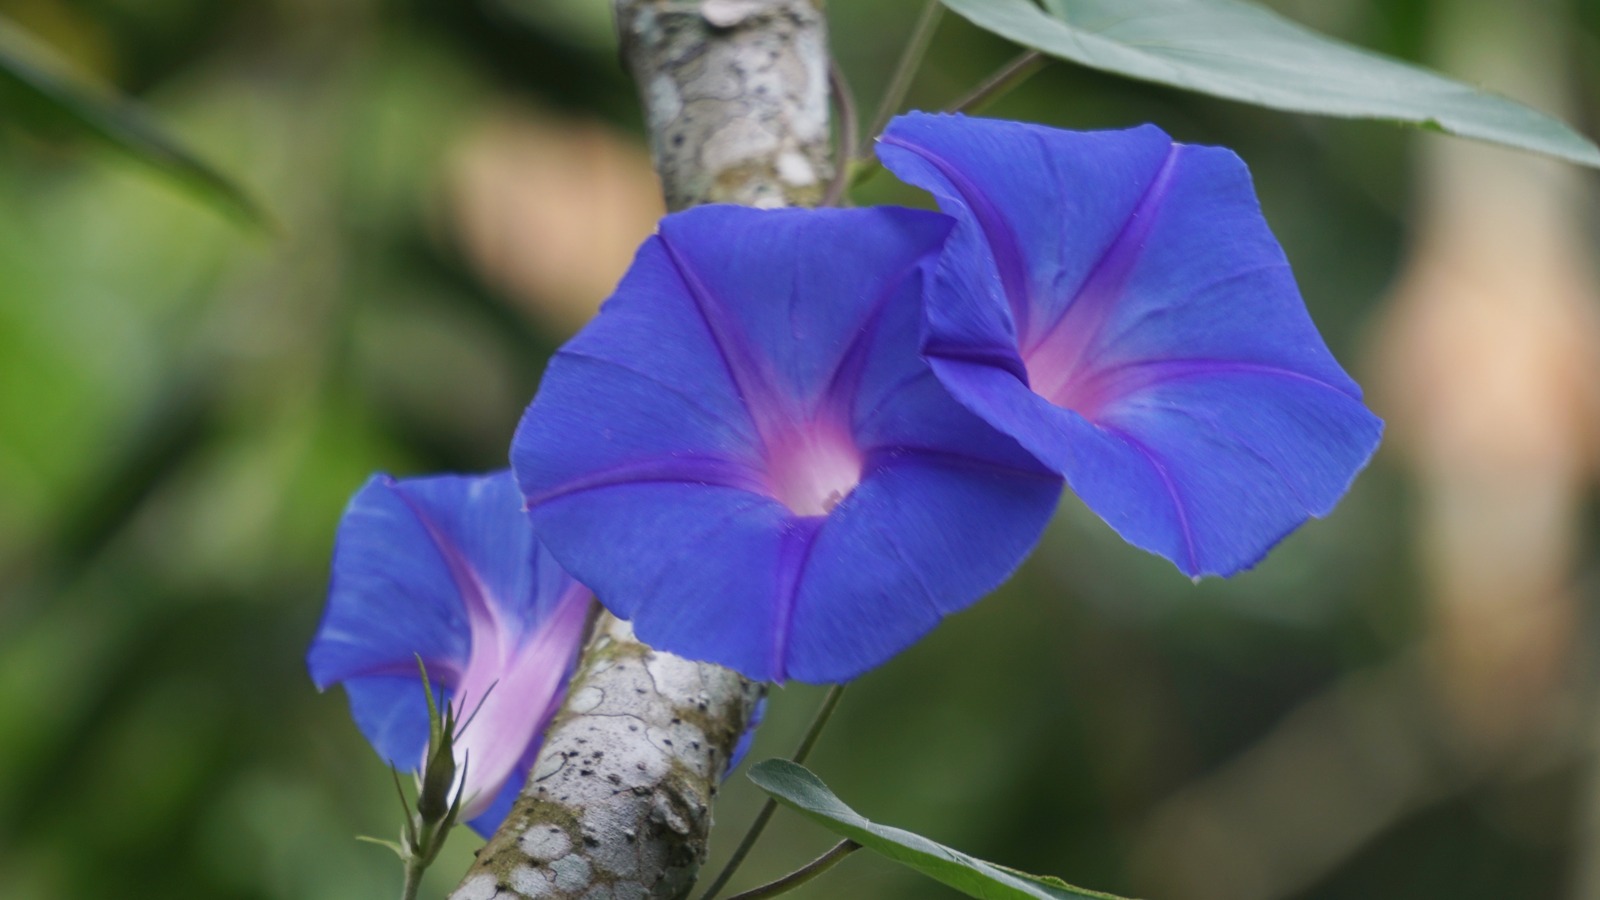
left=0, top=15, right=269, bottom=226
left=388, top=765, right=416, bottom=832
left=416, top=655, right=441, bottom=737
left=747, top=760, right=1135, bottom=900
left=354, top=835, right=407, bottom=860
left=939, top=0, right=1600, bottom=167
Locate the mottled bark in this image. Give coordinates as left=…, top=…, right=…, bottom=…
left=451, top=618, right=763, bottom=900
left=616, top=0, right=832, bottom=211
left=451, top=2, right=829, bottom=898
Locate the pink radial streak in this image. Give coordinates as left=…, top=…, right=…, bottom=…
left=449, top=581, right=591, bottom=819
left=1022, top=146, right=1180, bottom=419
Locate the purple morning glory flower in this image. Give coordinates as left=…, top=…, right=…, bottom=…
left=512, top=205, right=1062, bottom=684
left=878, top=113, right=1383, bottom=578
left=307, top=471, right=594, bottom=836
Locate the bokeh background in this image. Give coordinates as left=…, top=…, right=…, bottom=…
left=3, top=0, right=1599, bottom=897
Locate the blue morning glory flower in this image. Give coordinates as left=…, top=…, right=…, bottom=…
left=512, top=205, right=1062, bottom=684
left=878, top=113, right=1383, bottom=578
left=307, top=471, right=594, bottom=836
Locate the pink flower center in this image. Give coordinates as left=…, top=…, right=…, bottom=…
left=1020, top=308, right=1128, bottom=420
left=764, top=420, right=864, bottom=517
left=444, top=583, right=591, bottom=819
left=1022, top=345, right=1103, bottom=416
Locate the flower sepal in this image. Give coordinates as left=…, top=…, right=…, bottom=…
left=358, top=658, right=475, bottom=898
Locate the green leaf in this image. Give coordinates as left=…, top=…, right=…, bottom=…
left=0, top=15, right=269, bottom=226
left=748, top=759, right=1136, bottom=900
left=354, top=835, right=407, bottom=860
left=939, top=0, right=1600, bottom=167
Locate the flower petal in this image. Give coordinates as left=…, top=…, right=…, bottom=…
left=338, top=673, right=442, bottom=772
left=1090, top=367, right=1380, bottom=573
left=878, top=113, right=1173, bottom=363
left=307, top=474, right=473, bottom=690
left=512, top=241, right=766, bottom=500
left=786, top=447, right=1062, bottom=682
left=516, top=205, right=1060, bottom=681
left=654, top=205, right=955, bottom=420
left=726, top=695, right=767, bottom=776
left=880, top=113, right=1381, bottom=577
left=528, top=482, right=793, bottom=679
left=847, top=256, right=1059, bottom=476
left=467, top=768, right=527, bottom=838
left=387, top=472, right=548, bottom=637
left=514, top=205, right=954, bottom=488
left=452, top=580, right=592, bottom=823
left=308, top=470, right=596, bottom=835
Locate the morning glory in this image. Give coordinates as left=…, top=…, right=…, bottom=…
left=306, top=470, right=594, bottom=835
left=878, top=113, right=1383, bottom=578
left=512, top=205, right=1062, bottom=684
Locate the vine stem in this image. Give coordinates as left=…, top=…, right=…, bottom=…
left=698, top=685, right=847, bottom=900
left=723, top=840, right=861, bottom=900
left=822, top=60, right=859, bottom=207
left=399, top=859, right=424, bottom=900
left=859, top=0, right=945, bottom=156
left=945, top=49, right=1046, bottom=116
left=848, top=48, right=1050, bottom=190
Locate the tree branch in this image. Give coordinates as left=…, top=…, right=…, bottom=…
left=451, top=2, right=830, bottom=897
left=452, top=617, right=764, bottom=900
left=616, top=0, right=832, bottom=212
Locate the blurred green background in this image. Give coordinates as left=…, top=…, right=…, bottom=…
left=2, top=0, right=1599, bottom=898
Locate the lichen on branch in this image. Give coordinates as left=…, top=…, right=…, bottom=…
left=615, top=0, right=831, bottom=211
left=452, top=618, right=761, bottom=900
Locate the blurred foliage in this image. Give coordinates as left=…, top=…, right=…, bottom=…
left=0, top=1, right=1595, bottom=899
left=0, top=13, right=268, bottom=225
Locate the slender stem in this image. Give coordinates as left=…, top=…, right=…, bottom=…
left=848, top=49, right=1050, bottom=189
left=723, top=840, right=861, bottom=900
left=789, top=684, right=845, bottom=766
left=859, top=0, right=944, bottom=156
left=399, top=858, right=425, bottom=900
left=697, top=685, right=847, bottom=900
left=822, top=60, right=858, bottom=207
left=945, top=49, right=1046, bottom=115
